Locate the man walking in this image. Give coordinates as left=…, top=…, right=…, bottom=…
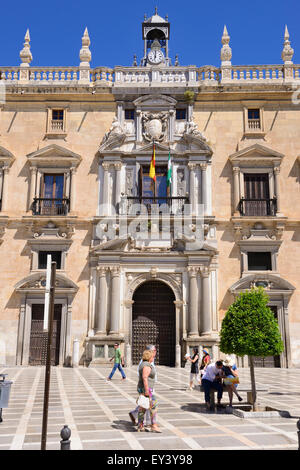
left=107, top=343, right=126, bottom=381
left=201, top=360, right=224, bottom=410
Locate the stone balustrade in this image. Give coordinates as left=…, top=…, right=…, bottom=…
left=0, top=63, right=299, bottom=87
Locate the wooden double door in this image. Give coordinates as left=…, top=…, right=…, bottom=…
left=29, top=304, right=62, bottom=366
left=132, top=281, right=176, bottom=366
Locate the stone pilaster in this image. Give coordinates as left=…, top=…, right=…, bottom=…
left=188, top=267, right=199, bottom=337
left=232, top=166, right=240, bottom=215
left=109, top=266, right=121, bottom=335
left=95, top=266, right=108, bottom=334
left=200, top=267, right=212, bottom=336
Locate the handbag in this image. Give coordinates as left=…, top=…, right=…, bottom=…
left=137, top=394, right=150, bottom=409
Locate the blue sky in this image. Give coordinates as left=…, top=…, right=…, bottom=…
left=1, top=0, right=300, bottom=68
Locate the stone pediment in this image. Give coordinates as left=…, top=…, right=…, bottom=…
left=15, top=272, right=78, bottom=294
left=0, top=146, right=15, bottom=168
left=229, top=143, right=284, bottom=167
left=178, top=132, right=212, bottom=154
left=27, top=144, right=82, bottom=167
left=133, top=94, right=177, bottom=109
left=229, top=273, right=295, bottom=295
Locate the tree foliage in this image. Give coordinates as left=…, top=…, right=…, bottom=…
left=220, top=288, right=284, bottom=357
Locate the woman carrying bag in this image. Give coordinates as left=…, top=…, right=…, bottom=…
left=137, top=349, right=161, bottom=433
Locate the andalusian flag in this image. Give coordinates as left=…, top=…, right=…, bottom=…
left=167, top=150, right=172, bottom=195
left=149, top=142, right=156, bottom=181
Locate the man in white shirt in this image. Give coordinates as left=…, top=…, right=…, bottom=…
left=201, top=360, right=224, bottom=409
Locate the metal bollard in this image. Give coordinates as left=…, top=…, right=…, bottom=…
left=60, top=425, right=71, bottom=450
left=297, top=418, right=300, bottom=451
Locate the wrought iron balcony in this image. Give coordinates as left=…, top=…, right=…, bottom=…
left=239, top=197, right=277, bottom=217
left=120, top=196, right=189, bottom=215
left=32, top=198, right=70, bottom=216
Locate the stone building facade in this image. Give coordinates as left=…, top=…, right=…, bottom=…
left=0, top=12, right=300, bottom=368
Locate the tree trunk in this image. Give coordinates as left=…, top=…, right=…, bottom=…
left=249, top=356, right=258, bottom=411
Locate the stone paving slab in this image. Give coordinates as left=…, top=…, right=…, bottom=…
left=0, top=365, right=299, bottom=451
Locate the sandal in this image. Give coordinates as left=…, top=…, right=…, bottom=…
left=137, top=426, right=146, bottom=432
left=150, top=425, right=162, bottom=433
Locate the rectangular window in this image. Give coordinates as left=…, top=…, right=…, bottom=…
left=248, top=108, right=261, bottom=129
left=125, top=109, right=135, bottom=120
left=243, top=173, right=272, bottom=216
left=38, top=251, right=62, bottom=270
left=176, top=109, right=186, bottom=120
left=139, top=165, right=167, bottom=201
left=248, top=252, right=272, bottom=271
left=38, top=174, right=68, bottom=216
left=43, top=174, right=64, bottom=199
left=51, top=109, right=64, bottom=131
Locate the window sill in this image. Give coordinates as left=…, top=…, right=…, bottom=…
left=45, top=132, right=67, bottom=139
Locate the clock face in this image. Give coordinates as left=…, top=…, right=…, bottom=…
left=148, top=49, right=164, bottom=64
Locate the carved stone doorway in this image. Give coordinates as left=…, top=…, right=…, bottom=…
left=132, top=280, right=175, bottom=366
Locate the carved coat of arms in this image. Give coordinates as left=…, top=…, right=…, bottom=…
left=141, top=112, right=168, bottom=142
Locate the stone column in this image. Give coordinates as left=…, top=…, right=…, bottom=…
left=124, top=299, right=134, bottom=367
left=188, top=267, right=199, bottom=337
left=0, top=166, right=9, bottom=211
left=200, top=163, right=208, bottom=216
left=101, top=162, right=110, bottom=215
left=174, top=300, right=183, bottom=368
left=28, top=166, right=37, bottom=211
left=274, top=166, right=281, bottom=215
left=69, top=166, right=76, bottom=213
left=95, top=266, right=107, bottom=334
left=188, top=163, right=197, bottom=215
left=136, top=109, right=142, bottom=142
left=109, top=266, right=121, bottom=335
left=232, top=166, right=240, bottom=215
left=201, top=267, right=212, bottom=336
left=114, top=162, right=122, bottom=212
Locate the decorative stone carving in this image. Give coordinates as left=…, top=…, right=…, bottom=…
left=141, top=112, right=168, bottom=142
left=282, top=25, right=294, bottom=64
left=27, top=221, right=75, bottom=240
left=100, top=116, right=126, bottom=149
left=220, top=25, right=232, bottom=64
left=184, top=120, right=207, bottom=141
left=20, top=29, right=32, bottom=67
left=79, top=27, right=91, bottom=66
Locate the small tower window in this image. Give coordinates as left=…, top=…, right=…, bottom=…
left=125, top=109, right=135, bottom=120
left=248, top=109, right=261, bottom=129
left=176, top=109, right=186, bottom=120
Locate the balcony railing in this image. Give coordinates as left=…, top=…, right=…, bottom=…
left=248, top=119, right=261, bottom=129
left=239, top=198, right=277, bottom=216
left=32, top=198, right=70, bottom=216
left=120, top=196, right=189, bottom=215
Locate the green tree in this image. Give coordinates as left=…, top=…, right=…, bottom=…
left=219, top=287, right=284, bottom=410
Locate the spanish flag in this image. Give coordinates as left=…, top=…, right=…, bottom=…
left=149, top=142, right=156, bottom=181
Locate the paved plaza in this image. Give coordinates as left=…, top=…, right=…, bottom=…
left=0, top=365, right=299, bottom=451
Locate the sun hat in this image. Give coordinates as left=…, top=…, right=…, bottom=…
left=223, top=356, right=234, bottom=367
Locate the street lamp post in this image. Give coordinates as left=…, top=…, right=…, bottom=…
left=41, top=261, right=57, bottom=451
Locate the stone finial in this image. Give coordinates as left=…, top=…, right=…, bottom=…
left=20, top=29, right=32, bottom=67
left=281, top=25, right=294, bottom=64
left=79, top=27, right=91, bottom=66
left=221, top=25, right=232, bottom=64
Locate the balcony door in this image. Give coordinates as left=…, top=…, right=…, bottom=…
left=139, top=165, right=167, bottom=210
left=243, top=173, right=271, bottom=216
left=39, top=174, right=66, bottom=215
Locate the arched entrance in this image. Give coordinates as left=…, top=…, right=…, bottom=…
left=132, top=280, right=176, bottom=366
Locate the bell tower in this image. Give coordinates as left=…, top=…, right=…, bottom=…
left=141, top=7, right=170, bottom=66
